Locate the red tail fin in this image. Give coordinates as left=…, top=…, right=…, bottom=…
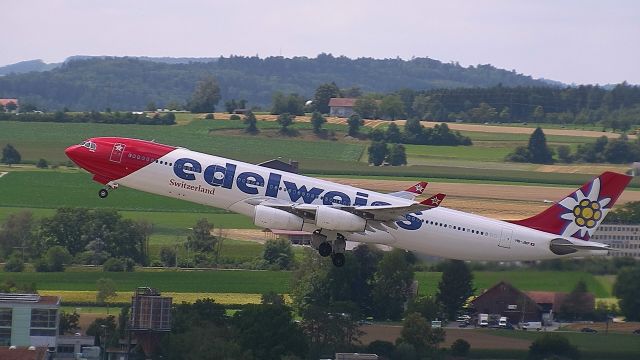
left=510, top=172, right=632, bottom=240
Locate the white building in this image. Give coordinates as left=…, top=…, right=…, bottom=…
left=592, top=224, right=640, bottom=258
left=0, top=293, right=60, bottom=348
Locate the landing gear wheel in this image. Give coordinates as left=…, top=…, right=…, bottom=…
left=331, top=253, right=345, bottom=267
left=318, top=242, right=332, bottom=257
left=98, top=189, right=109, bottom=198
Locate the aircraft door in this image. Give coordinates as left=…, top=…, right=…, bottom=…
left=498, top=228, right=512, bottom=249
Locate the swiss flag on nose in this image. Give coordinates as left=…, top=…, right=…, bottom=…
left=110, top=143, right=126, bottom=163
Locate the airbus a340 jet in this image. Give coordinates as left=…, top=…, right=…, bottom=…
left=66, top=137, right=632, bottom=267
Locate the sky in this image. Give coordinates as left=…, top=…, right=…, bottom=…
left=4, top=0, right=639, bottom=85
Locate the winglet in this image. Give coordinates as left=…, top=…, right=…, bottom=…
left=420, top=193, right=446, bottom=207
left=406, top=181, right=428, bottom=195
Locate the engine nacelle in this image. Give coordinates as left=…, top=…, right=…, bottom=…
left=315, top=206, right=366, bottom=232
left=253, top=205, right=304, bottom=231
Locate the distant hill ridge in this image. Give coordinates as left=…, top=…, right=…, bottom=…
left=0, top=54, right=555, bottom=110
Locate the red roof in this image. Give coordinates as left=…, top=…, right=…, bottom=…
left=0, top=99, right=18, bottom=106
left=0, top=348, right=46, bottom=360
left=328, top=98, right=357, bottom=107
left=268, top=229, right=311, bottom=235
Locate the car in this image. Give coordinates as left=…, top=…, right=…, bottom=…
left=458, top=321, right=470, bottom=328
left=456, top=315, right=471, bottom=322
left=632, top=329, right=640, bottom=335
left=581, top=327, right=598, bottom=333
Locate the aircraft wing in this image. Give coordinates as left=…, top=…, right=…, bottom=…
left=387, top=181, right=428, bottom=200
left=254, top=193, right=446, bottom=223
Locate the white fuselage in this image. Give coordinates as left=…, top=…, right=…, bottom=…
left=117, top=147, right=601, bottom=261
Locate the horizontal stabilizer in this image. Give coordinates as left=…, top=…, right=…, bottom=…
left=388, top=181, right=428, bottom=200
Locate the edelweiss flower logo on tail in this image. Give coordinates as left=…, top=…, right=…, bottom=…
left=558, top=177, right=611, bottom=239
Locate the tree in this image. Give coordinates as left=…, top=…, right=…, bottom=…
left=528, top=333, right=580, bottom=360
left=436, top=260, right=475, bottom=320
left=159, top=246, right=177, bottom=267
left=398, top=313, right=445, bottom=356
left=59, top=311, right=80, bottom=335
left=36, top=158, right=48, bottom=168
left=86, top=315, right=118, bottom=347
left=310, top=111, right=326, bottom=134
left=379, top=95, right=405, bottom=120
left=406, top=295, right=442, bottom=322
left=533, top=105, right=546, bottom=122
left=233, top=304, right=308, bottom=360
left=386, top=143, right=407, bottom=166
left=371, top=249, right=415, bottom=320
left=277, top=112, right=295, bottom=134
left=468, top=102, right=497, bottom=122
left=347, top=113, right=363, bottom=137
left=5, top=101, right=17, bottom=112
left=145, top=101, right=157, bottom=112
left=243, top=111, right=259, bottom=134
left=2, top=144, right=21, bottom=166
left=4, top=255, right=25, bottom=272
left=42, top=245, right=72, bottom=272
left=557, top=145, right=573, bottom=163
left=263, top=238, right=294, bottom=269
left=187, top=218, right=217, bottom=252
left=313, top=82, right=341, bottom=114
left=450, top=338, right=470, bottom=357
left=613, top=265, right=640, bottom=321
left=559, top=280, right=594, bottom=320
left=499, top=107, right=511, bottom=121
left=528, top=127, right=554, bottom=164
left=368, top=141, right=389, bottom=166
left=0, top=211, right=37, bottom=259
left=96, top=278, right=117, bottom=313
left=271, top=93, right=305, bottom=115
left=353, top=97, right=379, bottom=119
left=300, top=304, right=361, bottom=358
left=187, top=76, right=221, bottom=113
left=505, top=145, right=531, bottom=162
left=385, top=123, right=402, bottom=143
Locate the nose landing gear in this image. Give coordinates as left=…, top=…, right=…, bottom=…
left=98, top=182, right=119, bottom=199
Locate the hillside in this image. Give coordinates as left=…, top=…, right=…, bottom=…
left=0, top=55, right=553, bottom=110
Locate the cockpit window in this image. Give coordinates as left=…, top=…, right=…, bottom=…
left=80, top=140, right=97, bottom=152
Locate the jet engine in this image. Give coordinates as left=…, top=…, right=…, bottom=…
left=253, top=205, right=304, bottom=231
left=315, top=206, right=366, bottom=232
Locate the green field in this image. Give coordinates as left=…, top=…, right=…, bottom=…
left=0, top=270, right=611, bottom=298
left=0, top=269, right=292, bottom=294
left=487, top=329, right=640, bottom=357
left=417, top=270, right=610, bottom=298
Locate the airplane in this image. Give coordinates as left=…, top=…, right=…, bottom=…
left=65, top=137, right=632, bottom=267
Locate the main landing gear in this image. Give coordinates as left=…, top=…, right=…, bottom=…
left=312, top=230, right=347, bottom=267
left=98, top=182, right=119, bottom=199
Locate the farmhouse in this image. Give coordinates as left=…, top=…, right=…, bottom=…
left=329, top=98, right=357, bottom=117
left=0, top=98, right=19, bottom=112
left=470, top=281, right=542, bottom=325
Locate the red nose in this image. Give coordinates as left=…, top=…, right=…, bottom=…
left=65, top=145, right=82, bottom=163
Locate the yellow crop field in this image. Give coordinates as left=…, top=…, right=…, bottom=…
left=39, top=291, right=290, bottom=305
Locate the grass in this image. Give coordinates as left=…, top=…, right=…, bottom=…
left=0, top=120, right=365, bottom=164
left=415, top=271, right=611, bottom=298
left=488, top=329, right=640, bottom=357
left=1, top=270, right=610, bottom=297
left=0, top=269, right=292, bottom=293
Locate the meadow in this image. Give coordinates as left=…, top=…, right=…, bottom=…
left=0, top=269, right=611, bottom=298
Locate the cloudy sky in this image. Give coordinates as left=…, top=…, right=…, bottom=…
left=4, top=0, right=639, bottom=84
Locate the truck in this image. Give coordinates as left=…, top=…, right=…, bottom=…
left=478, top=313, right=489, bottom=327
left=521, top=321, right=542, bottom=331
left=498, top=317, right=508, bottom=327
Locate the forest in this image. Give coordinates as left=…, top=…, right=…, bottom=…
left=0, top=54, right=548, bottom=110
